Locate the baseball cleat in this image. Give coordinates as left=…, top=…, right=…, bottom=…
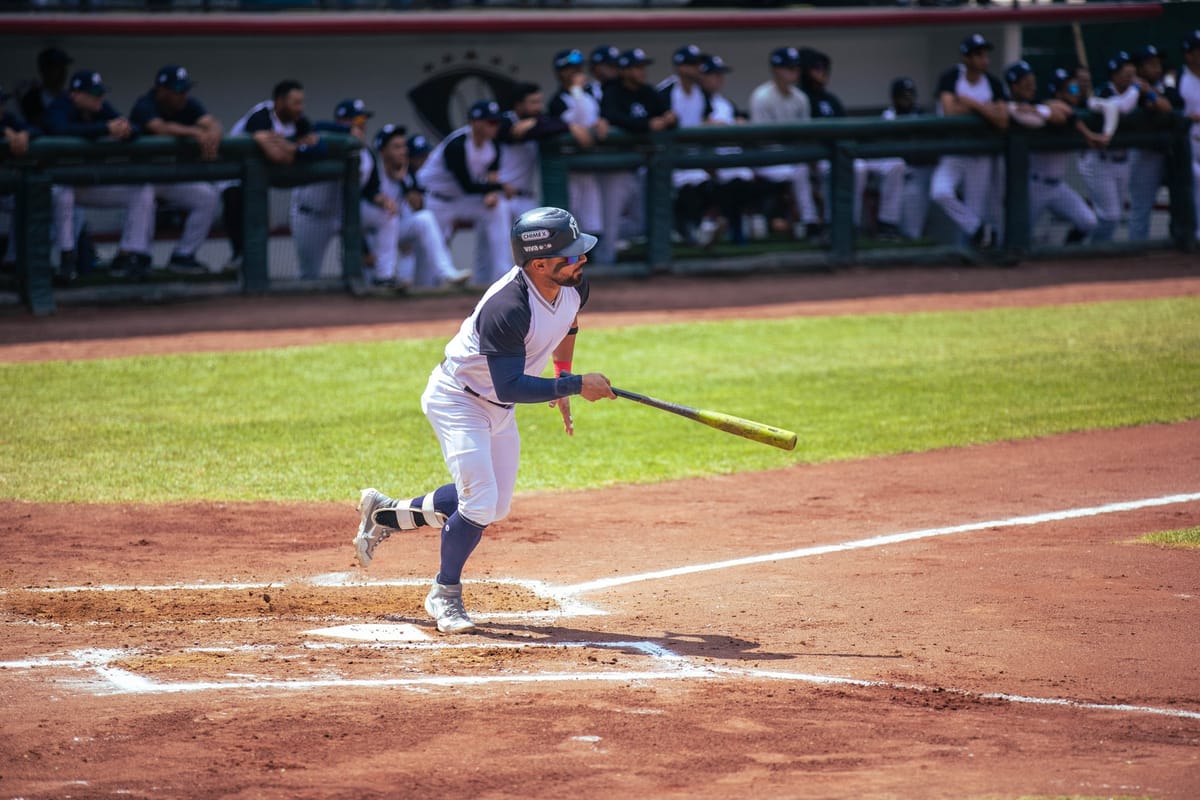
left=353, top=488, right=395, bottom=567
left=424, top=580, right=477, bottom=634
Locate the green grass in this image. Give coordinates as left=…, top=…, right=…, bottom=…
left=1, top=296, right=1197, bottom=503
left=1138, top=526, right=1200, bottom=548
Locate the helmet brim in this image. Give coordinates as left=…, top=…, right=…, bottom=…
left=557, top=231, right=598, bottom=258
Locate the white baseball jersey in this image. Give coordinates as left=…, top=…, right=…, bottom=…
left=439, top=267, right=589, bottom=405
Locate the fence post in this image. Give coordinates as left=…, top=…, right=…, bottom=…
left=340, top=153, right=364, bottom=292
left=241, top=155, right=271, bottom=293
left=15, top=171, right=54, bottom=316
left=1003, top=128, right=1031, bottom=259
left=829, top=142, right=854, bottom=263
left=1166, top=116, right=1197, bottom=250
left=644, top=132, right=672, bottom=273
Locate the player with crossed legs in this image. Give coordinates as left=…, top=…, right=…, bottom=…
left=353, top=206, right=616, bottom=633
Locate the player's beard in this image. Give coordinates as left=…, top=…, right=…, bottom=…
left=552, top=267, right=583, bottom=287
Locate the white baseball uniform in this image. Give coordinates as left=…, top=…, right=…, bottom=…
left=423, top=266, right=587, bottom=526
left=1177, top=66, right=1200, bottom=239
left=1078, top=81, right=1140, bottom=242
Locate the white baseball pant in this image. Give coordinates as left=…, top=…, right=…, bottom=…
left=1078, top=151, right=1131, bottom=243
left=755, top=163, right=819, bottom=225
left=595, top=170, right=643, bottom=265
left=153, top=182, right=219, bottom=258
left=1029, top=175, right=1097, bottom=237
left=816, top=159, right=869, bottom=226
left=567, top=172, right=603, bottom=232
left=421, top=367, right=519, bottom=527
left=289, top=205, right=341, bottom=279
left=865, top=157, right=907, bottom=228
left=899, top=166, right=933, bottom=240
left=362, top=204, right=460, bottom=286
left=930, top=155, right=1000, bottom=239
left=53, top=184, right=155, bottom=254
left=425, top=193, right=513, bottom=286
left=1126, top=149, right=1165, bottom=241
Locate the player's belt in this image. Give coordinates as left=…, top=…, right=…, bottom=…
left=440, top=360, right=514, bottom=409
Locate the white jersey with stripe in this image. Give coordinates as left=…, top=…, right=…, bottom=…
left=440, top=266, right=589, bottom=404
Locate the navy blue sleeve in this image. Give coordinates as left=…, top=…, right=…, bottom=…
left=488, top=355, right=583, bottom=403
left=242, top=107, right=273, bottom=133
left=43, top=97, right=109, bottom=139
left=934, top=68, right=958, bottom=98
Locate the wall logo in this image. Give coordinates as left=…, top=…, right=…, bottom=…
left=408, top=51, right=521, bottom=137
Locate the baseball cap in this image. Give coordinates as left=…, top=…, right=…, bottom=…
left=334, top=98, right=373, bottom=120
left=1184, top=30, right=1200, bottom=53
left=1004, top=60, right=1034, bottom=85
left=890, top=76, right=917, bottom=97
left=373, top=123, right=407, bottom=151
left=407, top=133, right=431, bottom=155
left=155, top=65, right=193, bottom=93
left=1106, top=50, right=1132, bottom=75
left=673, top=44, right=703, bottom=66
left=617, top=48, right=653, bottom=69
left=1046, top=67, right=1075, bottom=95
left=554, top=49, right=585, bottom=70
left=468, top=99, right=503, bottom=121
left=769, top=47, right=801, bottom=68
left=699, top=54, right=732, bottom=75
left=37, top=47, right=73, bottom=71
left=590, top=45, right=621, bottom=66
left=960, top=33, right=993, bottom=55
left=69, top=70, right=107, bottom=96
left=1132, top=44, right=1162, bottom=64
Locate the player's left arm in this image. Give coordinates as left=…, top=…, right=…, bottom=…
left=549, top=316, right=580, bottom=435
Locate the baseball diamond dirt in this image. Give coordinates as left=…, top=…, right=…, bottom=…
left=1, top=254, right=1198, bottom=799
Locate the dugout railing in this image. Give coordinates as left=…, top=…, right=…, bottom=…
left=539, top=109, right=1196, bottom=275
left=0, top=133, right=364, bottom=316
left=1, top=114, right=1195, bottom=314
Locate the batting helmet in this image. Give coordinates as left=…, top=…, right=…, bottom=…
left=511, top=206, right=597, bottom=264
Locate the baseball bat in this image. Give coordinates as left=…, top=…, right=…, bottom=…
left=611, top=385, right=798, bottom=451
left=1072, top=22, right=1088, bottom=72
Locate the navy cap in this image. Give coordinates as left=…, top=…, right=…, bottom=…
left=335, top=98, right=373, bottom=120
left=1106, top=50, right=1132, bottom=75
left=890, top=76, right=917, bottom=97
left=699, top=54, right=731, bottom=75
left=554, top=49, right=585, bottom=70
left=1132, top=44, right=1162, bottom=64
left=1184, top=30, right=1200, bottom=53
left=618, top=48, right=653, bottom=68
left=468, top=99, right=503, bottom=121
left=373, top=123, right=407, bottom=151
left=155, top=64, right=193, bottom=93
left=407, top=133, right=431, bottom=155
left=770, top=47, right=801, bottom=68
left=69, top=70, right=107, bottom=96
left=590, top=45, right=621, bottom=66
left=1046, top=67, right=1074, bottom=95
left=960, top=33, right=993, bottom=55
left=1004, top=60, right=1034, bottom=85
left=673, top=44, right=703, bottom=66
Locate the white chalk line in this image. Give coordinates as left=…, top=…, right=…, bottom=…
left=3, top=491, right=1198, bottom=721
left=557, top=492, right=1200, bottom=595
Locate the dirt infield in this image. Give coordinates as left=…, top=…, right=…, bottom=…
left=2, top=256, right=1199, bottom=799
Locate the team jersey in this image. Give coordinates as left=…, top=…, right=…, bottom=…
left=549, top=85, right=602, bottom=127
left=440, top=267, right=589, bottom=405
left=230, top=100, right=311, bottom=139
left=361, top=155, right=424, bottom=217
left=497, top=112, right=568, bottom=194
left=43, top=95, right=133, bottom=139
left=600, top=79, right=671, bottom=133
left=804, top=86, right=846, bottom=119
left=129, top=91, right=208, bottom=128
left=748, top=81, right=811, bottom=123
left=934, top=65, right=1006, bottom=115
left=658, top=81, right=712, bottom=127
left=417, top=127, right=503, bottom=199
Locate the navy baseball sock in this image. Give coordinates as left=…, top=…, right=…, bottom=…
left=436, top=511, right=485, bottom=586
left=375, top=483, right=458, bottom=528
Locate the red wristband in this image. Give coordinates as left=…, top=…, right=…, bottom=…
left=553, top=360, right=572, bottom=377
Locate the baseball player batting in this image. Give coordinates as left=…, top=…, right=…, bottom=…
left=354, top=206, right=615, bottom=634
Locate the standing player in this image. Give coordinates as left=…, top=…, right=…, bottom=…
left=497, top=82, right=578, bottom=222
left=416, top=99, right=514, bottom=287
left=128, top=64, right=222, bottom=274
left=586, top=45, right=622, bottom=101
left=1005, top=62, right=1099, bottom=245
left=1180, top=30, right=1200, bottom=244
left=548, top=48, right=609, bottom=236
left=353, top=206, right=616, bottom=634
left=929, top=33, right=1009, bottom=249
left=871, top=77, right=929, bottom=241
left=1078, top=52, right=1143, bottom=243
left=748, top=46, right=820, bottom=240
left=1127, top=45, right=1180, bottom=241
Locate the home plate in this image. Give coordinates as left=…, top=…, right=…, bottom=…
left=305, top=623, right=432, bottom=642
